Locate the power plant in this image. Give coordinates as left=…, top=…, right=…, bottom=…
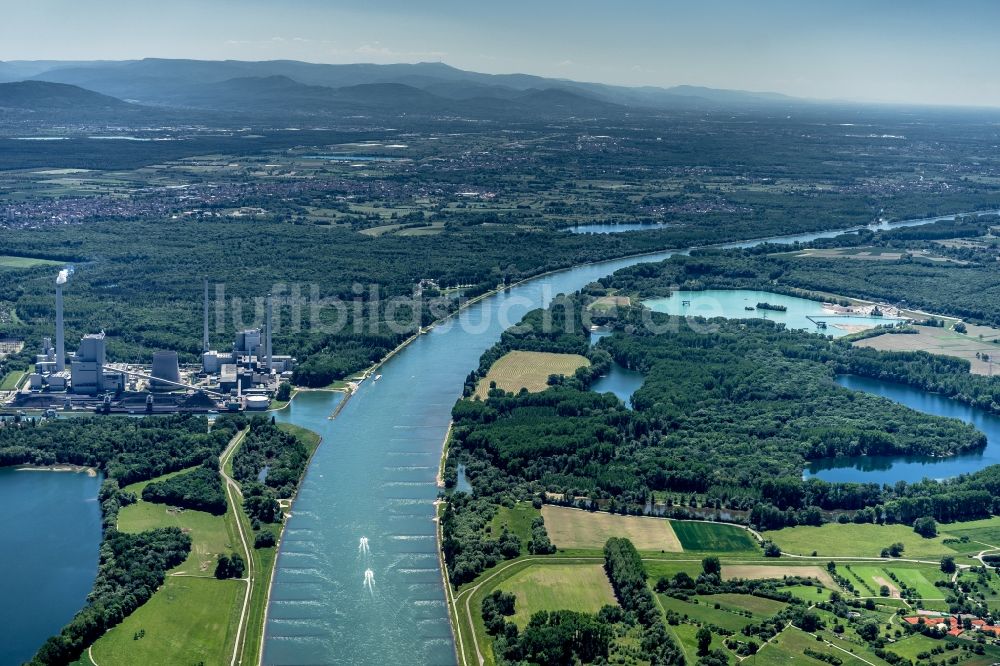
left=9, top=271, right=294, bottom=414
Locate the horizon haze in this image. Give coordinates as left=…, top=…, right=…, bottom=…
left=2, top=0, right=1000, bottom=108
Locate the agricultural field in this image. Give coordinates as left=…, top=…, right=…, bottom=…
left=765, top=523, right=957, bottom=558
left=89, top=577, right=242, bottom=666
left=671, top=521, right=758, bottom=552
left=704, top=593, right=788, bottom=617
left=854, top=324, right=1000, bottom=375
left=941, top=516, right=1000, bottom=548
left=722, top=564, right=837, bottom=589
left=497, top=563, right=617, bottom=628
left=475, top=351, right=590, bottom=398
left=658, top=594, right=756, bottom=632
left=789, top=246, right=963, bottom=263
left=0, top=254, right=63, bottom=268
left=540, top=505, right=682, bottom=551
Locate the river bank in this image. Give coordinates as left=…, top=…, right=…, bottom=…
left=261, top=209, right=980, bottom=664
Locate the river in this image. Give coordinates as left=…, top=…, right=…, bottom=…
left=0, top=468, right=102, bottom=665
left=262, top=211, right=964, bottom=665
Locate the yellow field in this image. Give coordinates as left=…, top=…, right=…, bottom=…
left=497, top=564, right=617, bottom=627
left=475, top=350, right=589, bottom=398
left=541, top=505, right=682, bottom=551
left=722, top=564, right=836, bottom=588
left=854, top=324, right=999, bottom=375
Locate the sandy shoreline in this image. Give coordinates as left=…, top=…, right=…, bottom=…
left=16, top=464, right=98, bottom=476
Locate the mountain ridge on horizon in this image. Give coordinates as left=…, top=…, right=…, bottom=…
left=0, top=57, right=805, bottom=113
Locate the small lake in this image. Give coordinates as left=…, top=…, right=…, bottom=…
left=0, top=468, right=102, bottom=665
left=807, top=375, right=1000, bottom=483
left=566, top=223, right=668, bottom=234
left=588, top=329, right=645, bottom=409
left=590, top=363, right=644, bottom=409
left=643, top=289, right=900, bottom=338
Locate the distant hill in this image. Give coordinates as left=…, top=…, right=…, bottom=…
left=0, top=58, right=807, bottom=114
left=0, top=80, right=131, bottom=111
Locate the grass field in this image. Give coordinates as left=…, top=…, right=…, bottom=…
left=882, top=633, right=945, bottom=661
left=766, top=523, right=956, bottom=558
left=90, top=577, right=242, bottom=666
left=541, top=505, right=682, bottom=551
left=755, top=628, right=877, bottom=666
left=0, top=370, right=26, bottom=391
left=722, top=564, right=837, bottom=588
left=490, top=502, right=540, bottom=545
left=117, top=501, right=235, bottom=575
left=704, top=593, right=787, bottom=617
left=0, top=255, right=63, bottom=268
left=658, top=594, right=755, bottom=632
left=671, top=521, right=758, bottom=551
left=498, top=564, right=617, bottom=627
left=941, top=516, right=1000, bottom=548
left=854, top=324, right=1000, bottom=375
left=475, top=350, right=589, bottom=398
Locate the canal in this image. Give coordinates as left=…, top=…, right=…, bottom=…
left=262, top=211, right=965, bottom=664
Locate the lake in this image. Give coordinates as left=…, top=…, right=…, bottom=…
left=0, top=468, right=102, bottom=665
left=807, top=375, right=1000, bottom=484
left=643, top=288, right=900, bottom=337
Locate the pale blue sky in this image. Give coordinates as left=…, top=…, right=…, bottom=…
left=3, top=0, right=999, bottom=106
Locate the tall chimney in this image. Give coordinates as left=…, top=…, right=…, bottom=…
left=265, top=293, right=273, bottom=372
left=203, top=278, right=210, bottom=353
left=55, top=275, right=66, bottom=373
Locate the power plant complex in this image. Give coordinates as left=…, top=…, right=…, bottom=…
left=10, top=272, right=293, bottom=414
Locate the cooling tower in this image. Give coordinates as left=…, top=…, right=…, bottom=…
left=150, top=351, right=181, bottom=391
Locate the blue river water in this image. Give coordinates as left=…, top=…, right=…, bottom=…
left=807, top=375, right=1000, bottom=484
left=261, top=211, right=968, bottom=664
left=1, top=209, right=995, bottom=664
left=0, top=468, right=102, bottom=665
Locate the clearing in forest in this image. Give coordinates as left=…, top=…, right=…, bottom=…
left=475, top=350, right=589, bottom=398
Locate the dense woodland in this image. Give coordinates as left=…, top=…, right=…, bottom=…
left=141, top=461, right=227, bottom=515
left=447, top=287, right=1000, bottom=539
left=4, top=109, right=1000, bottom=386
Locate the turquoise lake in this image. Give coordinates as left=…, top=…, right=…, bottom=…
left=643, top=288, right=900, bottom=337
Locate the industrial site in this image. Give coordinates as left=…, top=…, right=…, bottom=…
left=2, top=271, right=293, bottom=415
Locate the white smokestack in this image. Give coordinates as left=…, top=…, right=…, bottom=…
left=203, top=278, right=210, bottom=353
left=54, top=268, right=72, bottom=373
left=266, top=293, right=273, bottom=372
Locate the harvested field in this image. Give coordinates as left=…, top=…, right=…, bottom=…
left=854, top=324, right=1000, bottom=375
left=721, top=564, right=836, bottom=589
left=541, top=505, right=682, bottom=551
left=475, top=350, right=589, bottom=398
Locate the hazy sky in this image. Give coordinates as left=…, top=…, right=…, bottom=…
left=3, top=0, right=1000, bottom=106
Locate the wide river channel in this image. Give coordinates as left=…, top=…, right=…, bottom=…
left=260, top=211, right=986, bottom=665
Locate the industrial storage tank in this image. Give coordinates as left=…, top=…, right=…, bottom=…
left=245, top=395, right=270, bottom=411
left=150, top=351, right=181, bottom=391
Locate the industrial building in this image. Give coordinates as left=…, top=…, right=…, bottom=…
left=10, top=273, right=293, bottom=414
